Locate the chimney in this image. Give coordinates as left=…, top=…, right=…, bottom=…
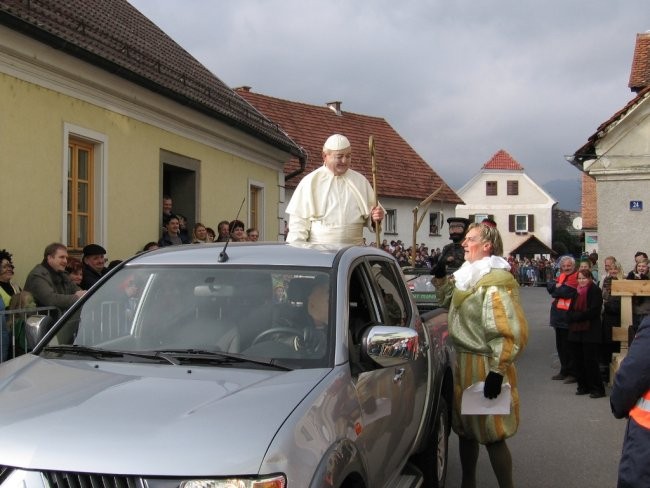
left=326, top=101, right=342, bottom=116
left=629, top=32, right=650, bottom=93
left=235, top=86, right=252, bottom=92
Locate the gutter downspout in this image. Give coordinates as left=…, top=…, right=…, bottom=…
left=285, top=148, right=308, bottom=181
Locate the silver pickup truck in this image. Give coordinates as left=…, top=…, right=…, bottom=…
left=0, top=243, right=453, bottom=488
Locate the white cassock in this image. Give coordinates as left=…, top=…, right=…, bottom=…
left=285, top=166, right=378, bottom=246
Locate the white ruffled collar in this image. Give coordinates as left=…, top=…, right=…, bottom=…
left=452, top=256, right=511, bottom=291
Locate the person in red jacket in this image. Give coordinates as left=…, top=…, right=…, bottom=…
left=547, top=255, right=579, bottom=382
left=611, top=315, right=650, bottom=487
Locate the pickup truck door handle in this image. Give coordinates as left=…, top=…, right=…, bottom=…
left=393, top=367, right=405, bottom=384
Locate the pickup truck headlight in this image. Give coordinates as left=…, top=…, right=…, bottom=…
left=180, top=476, right=285, bottom=488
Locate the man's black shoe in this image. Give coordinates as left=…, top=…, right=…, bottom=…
left=589, top=391, right=606, bottom=399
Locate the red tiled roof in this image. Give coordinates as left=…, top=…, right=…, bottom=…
left=0, top=0, right=303, bottom=158
left=481, top=149, right=524, bottom=171
left=236, top=88, right=462, bottom=203
left=629, top=32, right=650, bottom=92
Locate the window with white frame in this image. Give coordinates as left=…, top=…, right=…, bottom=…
left=473, top=214, right=488, bottom=224
left=429, top=211, right=442, bottom=236
left=515, top=214, right=528, bottom=232
left=385, top=209, right=397, bottom=234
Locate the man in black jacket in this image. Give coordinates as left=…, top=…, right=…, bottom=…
left=547, top=255, right=578, bottom=382
left=81, top=243, right=107, bottom=290
left=431, top=217, right=470, bottom=278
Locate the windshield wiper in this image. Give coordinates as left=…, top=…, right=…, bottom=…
left=42, top=345, right=179, bottom=365
left=43, top=345, right=124, bottom=358
left=154, top=349, right=292, bottom=371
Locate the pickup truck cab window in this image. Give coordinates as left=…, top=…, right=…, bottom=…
left=369, top=259, right=410, bottom=326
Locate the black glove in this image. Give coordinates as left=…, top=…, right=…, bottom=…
left=432, top=261, right=446, bottom=278
left=484, top=372, right=503, bottom=399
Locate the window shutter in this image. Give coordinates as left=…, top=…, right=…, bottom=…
left=528, top=214, right=535, bottom=232
left=509, top=215, right=515, bottom=232
left=488, top=214, right=494, bottom=222
left=469, top=214, right=475, bottom=224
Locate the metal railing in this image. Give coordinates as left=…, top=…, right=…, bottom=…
left=0, top=306, right=59, bottom=363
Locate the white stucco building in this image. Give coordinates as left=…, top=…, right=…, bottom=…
left=570, top=32, right=650, bottom=273
left=455, top=150, right=556, bottom=257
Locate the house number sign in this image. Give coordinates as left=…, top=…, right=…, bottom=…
left=630, top=200, right=643, bottom=211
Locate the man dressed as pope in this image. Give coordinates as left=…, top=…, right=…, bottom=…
left=285, top=134, right=384, bottom=246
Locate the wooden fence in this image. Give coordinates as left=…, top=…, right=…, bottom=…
left=610, top=279, right=650, bottom=383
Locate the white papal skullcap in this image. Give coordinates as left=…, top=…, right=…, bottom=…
left=323, top=134, right=351, bottom=151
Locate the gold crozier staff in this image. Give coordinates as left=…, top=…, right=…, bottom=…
left=369, top=135, right=381, bottom=248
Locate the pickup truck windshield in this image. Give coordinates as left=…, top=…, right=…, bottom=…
left=46, top=266, right=333, bottom=369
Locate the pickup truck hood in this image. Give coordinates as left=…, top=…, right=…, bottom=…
left=0, top=355, right=330, bottom=476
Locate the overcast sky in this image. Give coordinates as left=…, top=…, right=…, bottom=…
left=129, top=0, right=649, bottom=208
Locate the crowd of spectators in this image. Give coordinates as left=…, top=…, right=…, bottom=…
left=158, top=196, right=260, bottom=248
left=546, top=251, right=648, bottom=393
left=370, top=238, right=566, bottom=287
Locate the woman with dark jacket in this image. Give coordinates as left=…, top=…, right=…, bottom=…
left=567, top=269, right=605, bottom=398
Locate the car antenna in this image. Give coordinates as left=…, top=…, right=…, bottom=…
left=218, top=197, right=245, bottom=263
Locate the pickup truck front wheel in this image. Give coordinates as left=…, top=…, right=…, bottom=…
left=414, top=397, right=449, bottom=487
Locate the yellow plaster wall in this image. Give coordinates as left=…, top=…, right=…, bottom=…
left=0, top=73, right=280, bottom=285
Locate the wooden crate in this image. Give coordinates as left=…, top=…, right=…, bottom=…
left=609, top=280, right=650, bottom=384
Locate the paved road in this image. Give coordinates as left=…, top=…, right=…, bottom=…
left=445, top=286, right=627, bottom=488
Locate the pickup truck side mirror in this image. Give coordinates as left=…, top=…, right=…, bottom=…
left=362, top=325, right=419, bottom=367
left=25, top=315, right=55, bottom=350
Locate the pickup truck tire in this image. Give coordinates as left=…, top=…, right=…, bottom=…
left=414, top=397, right=449, bottom=487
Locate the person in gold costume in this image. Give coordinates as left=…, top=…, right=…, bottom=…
left=435, top=221, right=528, bottom=488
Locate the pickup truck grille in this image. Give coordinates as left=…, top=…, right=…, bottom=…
left=44, top=471, right=141, bottom=488
left=0, top=468, right=142, bottom=488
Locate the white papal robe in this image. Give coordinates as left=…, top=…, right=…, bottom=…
left=285, top=166, right=378, bottom=246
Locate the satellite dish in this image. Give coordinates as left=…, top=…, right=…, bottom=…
left=572, top=217, right=583, bottom=230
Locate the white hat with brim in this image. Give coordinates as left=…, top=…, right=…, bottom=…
left=323, top=134, right=350, bottom=151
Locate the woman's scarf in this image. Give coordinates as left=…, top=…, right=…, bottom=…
left=574, top=283, right=589, bottom=311
left=570, top=282, right=591, bottom=332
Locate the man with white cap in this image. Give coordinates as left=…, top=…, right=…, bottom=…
left=285, top=134, right=384, bottom=246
